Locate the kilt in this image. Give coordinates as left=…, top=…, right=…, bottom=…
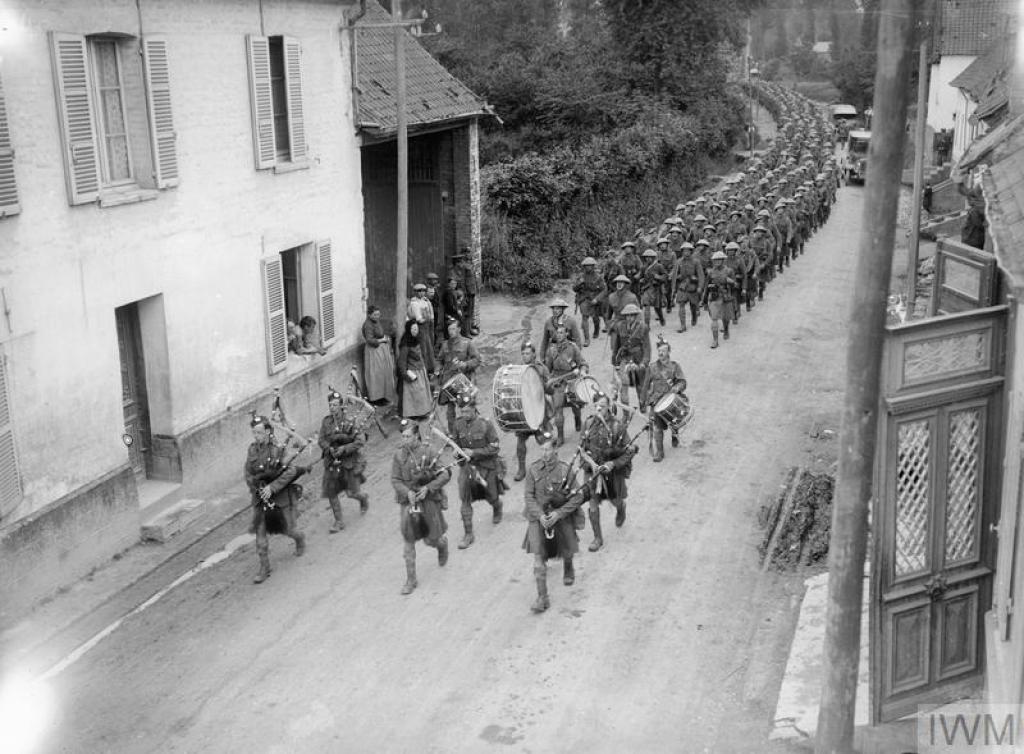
left=588, top=468, right=628, bottom=502
left=708, top=298, right=736, bottom=321
left=522, top=518, right=580, bottom=561
left=674, top=286, right=701, bottom=306
left=458, top=462, right=502, bottom=504
left=321, top=459, right=365, bottom=498
left=250, top=498, right=298, bottom=536
left=400, top=497, right=447, bottom=546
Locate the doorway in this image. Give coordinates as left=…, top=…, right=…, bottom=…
left=116, top=303, right=152, bottom=477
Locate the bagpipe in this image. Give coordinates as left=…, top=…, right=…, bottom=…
left=347, top=367, right=388, bottom=439
left=429, top=424, right=490, bottom=499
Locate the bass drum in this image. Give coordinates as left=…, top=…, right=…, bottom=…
left=492, top=364, right=546, bottom=432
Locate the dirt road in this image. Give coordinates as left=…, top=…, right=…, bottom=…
left=28, top=187, right=864, bottom=754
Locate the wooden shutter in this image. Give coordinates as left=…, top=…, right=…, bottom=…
left=0, top=349, right=22, bottom=521
left=0, top=71, right=20, bottom=217
left=262, top=257, right=288, bottom=373
left=246, top=35, right=275, bottom=170
left=315, top=239, right=336, bottom=345
left=142, top=38, right=179, bottom=189
left=49, top=32, right=100, bottom=205
left=282, top=37, right=307, bottom=162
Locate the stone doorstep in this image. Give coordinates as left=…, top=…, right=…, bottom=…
left=770, top=570, right=870, bottom=741
left=140, top=497, right=206, bottom=543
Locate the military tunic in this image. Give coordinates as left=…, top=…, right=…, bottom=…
left=245, top=439, right=303, bottom=539
left=391, top=443, right=450, bottom=546
left=318, top=411, right=367, bottom=498
left=522, top=456, right=586, bottom=560
left=451, top=414, right=504, bottom=505
left=580, top=414, right=634, bottom=501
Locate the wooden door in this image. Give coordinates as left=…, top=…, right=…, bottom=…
left=931, top=238, right=998, bottom=316
left=116, top=304, right=152, bottom=476
left=409, top=183, right=443, bottom=285
left=872, top=305, right=1006, bottom=722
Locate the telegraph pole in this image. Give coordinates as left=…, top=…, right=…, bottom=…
left=814, top=1, right=922, bottom=752
left=394, top=0, right=409, bottom=337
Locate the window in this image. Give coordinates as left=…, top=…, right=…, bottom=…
left=247, top=35, right=307, bottom=170
left=0, top=70, right=20, bottom=218
left=49, top=32, right=179, bottom=206
left=0, top=348, right=22, bottom=522
left=261, top=240, right=335, bottom=373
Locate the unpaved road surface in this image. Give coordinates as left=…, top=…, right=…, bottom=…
left=29, top=187, right=863, bottom=754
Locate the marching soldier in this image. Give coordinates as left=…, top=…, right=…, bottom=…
left=639, top=248, right=667, bottom=328
left=656, top=236, right=677, bottom=312
left=523, top=434, right=587, bottom=613
left=513, top=341, right=552, bottom=481
left=642, top=340, right=688, bottom=462
left=610, top=302, right=650, bottom=409
left=572, top=256, right=606, bottom=347
left=437, top=317, right=480, bottom=434
left=723, top=241, right=747, bottom=324
left=773, top=201, right=794, bottom=272
left=619, top=241, right=643, bottom=297
left=670, top=241, right=704, bottom=332
left=451, top=393, right=506, bottom=549
left=703, top=250, right=736, bottom=349
left=750, top=224, right=774, bottom=301
left=606, top=274, right=639, bottom=324
left=392, top=419, right=450, bottom=595
left=245, top=415, right=307, bottom=584
left=580, top=392, right=637, bottom=551
left=318, top=390, right=369, bottom=533
left=545, top=322, right=588, bottom=446
left=539, top=297, right=583, bottom=358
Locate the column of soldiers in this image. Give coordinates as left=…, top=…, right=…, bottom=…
left=243, top=81, right=841, bottom=610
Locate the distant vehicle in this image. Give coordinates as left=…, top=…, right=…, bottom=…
left=829, top=103, right=859, bottom=122
left=844, top=129, right=871, bottom=183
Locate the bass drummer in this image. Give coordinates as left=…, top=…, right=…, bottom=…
left=437, top=316, right=480, bottom=434
left=513, top=340, right=552, bottom=482
left=641, top=339, right=688, bottom=463
left=544, top=322, right=588, bottom=447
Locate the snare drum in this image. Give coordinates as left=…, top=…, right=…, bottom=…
left=492, top=364, right=546, bottom=432
left=653, top=392, right=694, bottom=431
left=568, top=375, right=601, bottom=408
left=440, top=373, right=476, bottom=404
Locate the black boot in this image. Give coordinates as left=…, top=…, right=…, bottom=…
left=293, top=532, right=306, bottom=557
left=563, top=558, right=575, bottom=586
left=357, top=493, right=369, bottom=514
left=514, top=459, right=527, bottom=482
left=588, top=510, right=603, bottom=552
left=671, top=432, right=680, bottom=448
left=532, top=571, right=550, bottom=613
left=614, top=500, right=627, bottom=527
left=492, top=499, right=503, bottom=525
left=437, top=536, right=449, bottom=567
left=458, top=518, right=475, bottom=549
left=573, top=411, right=582, bottom=433
left=653, top=432, right=664, bottom=462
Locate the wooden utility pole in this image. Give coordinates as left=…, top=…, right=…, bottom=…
left=394, top=0, right=409, bottom=337
left=906, top=4, right=935, bottom=315
left=814, top=1, right=922, bottom=752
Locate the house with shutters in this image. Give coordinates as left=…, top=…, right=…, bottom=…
left=0, top=0, right=370, bottom=616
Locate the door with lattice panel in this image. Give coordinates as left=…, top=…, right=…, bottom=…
left=872, top=305, right=1006, bottom=723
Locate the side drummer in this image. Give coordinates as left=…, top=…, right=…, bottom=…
left=580, top=392, right=636, bottom=552
left=437, top=316, right=480, bottom=434
left=642, top=339, right=688, bottom=462
left=544, top=322, right=588, bottom=447
left=523, top=433, right=587, bottom=613
left=318, top=389, right=369, bottom=532
left=514, top=340, right=552, bottom=482
left=452, top=393, right=506, bottom=549
left=391, top=420, right=451, bottom=595
left=244, top=414, right=307, bottom=584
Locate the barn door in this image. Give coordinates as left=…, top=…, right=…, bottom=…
left=871, top=305, right=1006, bottom=722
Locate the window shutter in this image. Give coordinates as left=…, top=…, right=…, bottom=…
left=0, top=72, right=20, bottom=217
left=262, top=257, right=288, bottom=373
left=49, top=32, right=100, bottom=205
left=315, top=239, right=336, bottom=345
left=0, top=350, right=22, bottom=521
left=142, top=38, right=179, bottom=189
left=246, top=35, right=276, bottom=170
left=282, top=37, right=307, bottom=162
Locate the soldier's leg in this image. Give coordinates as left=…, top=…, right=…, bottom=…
left=514, top=433, right=529, bottom=481
left=285, top=507, right=305, bottom=557
left=655, top=302, right=665, bottom=327
left=572, top=404, right=582, bottom=433
left=643, top=304, right=652, bottom=328
left=634, top=368, right=648, bottom=408
left=723, top=306, right=731, bottom=339
left=532, top=554, right=550, bottom=613
left=401, top=540, right=417, bottom=595
left=690, top=300, right=699, bottom=327
left=580, top=309, right=591, bottom=347
left=588, top=498, right=604, bottom=552
left=457, top=473, right=475, bottom=549
left=346, top=477, right=369, bottom=514
left=327, top=494, right=345, bottom=533
left=563, top=553, right=575, bottom=585
left=677, top=300, right=687, bottom=333
left=711, top=316, right=720, bottom=349
left=489, top=481, right=503, bottom=525
left=552, top=389, right=567, bottom=446
left=614, top=495, right=627, bottom=527
left=254, top=516, right=272, bottom=584
left=652, top=423, right=665, bottom=462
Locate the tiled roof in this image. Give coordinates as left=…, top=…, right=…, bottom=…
left=353, top=1, right=491, bottom=137
left=949, top=37, right=1011, bottom=101
left=935, top=0, right=1016, bottom=56
left=960, top=114, right=1024, bottom=290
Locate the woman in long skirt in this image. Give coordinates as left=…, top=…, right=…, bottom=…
left=362, top=305, right=398, bottom=405
left=397, top=320, right=434, bottom=419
